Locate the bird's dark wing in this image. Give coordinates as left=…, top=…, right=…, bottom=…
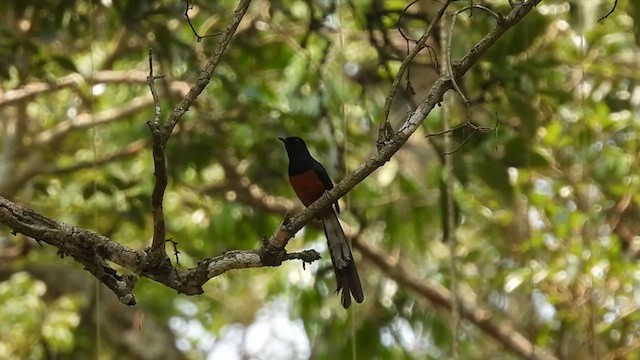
left=312, top=159, right=340, bottom=213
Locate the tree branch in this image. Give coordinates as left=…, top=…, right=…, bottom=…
left=0, top=195, right=320, bottom=305
left=216, top=150, right=299, bottom=214
left=146, top=48, right=169, bottom=260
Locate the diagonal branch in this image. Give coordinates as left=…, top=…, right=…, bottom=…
left=203, top=140, right=559, bottom=359
left=354, top=238, right=558, bottom=360
left=216, top=151, right=299, bottom=214
left=273, top=0, right=543, bottom=251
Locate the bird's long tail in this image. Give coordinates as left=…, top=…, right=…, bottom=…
left=322, top=211, right=364, bottom=308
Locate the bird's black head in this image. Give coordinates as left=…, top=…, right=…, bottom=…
left=279, top=136, right=311, bottom=156
left=279, top=136, right=322, bottom=175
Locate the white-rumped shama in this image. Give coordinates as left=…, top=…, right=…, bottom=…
left=280, top=136, right=364, bottom=308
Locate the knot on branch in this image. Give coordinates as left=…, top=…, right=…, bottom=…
left=259, top=245, right=286, bottom=266
left=105, top=271, right=137, bottom=306
left=258, top=232, right=322, bottom=268
left=259, top=243, right=321, bottom=267
left=147, top=120, right=167, bottom=145
left=142, top=248, right=173, bottom=276
left=376, top=122, right=396, bottom=150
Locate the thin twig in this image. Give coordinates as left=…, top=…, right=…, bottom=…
left=447, top=5, right=502, bottom=108
left=377, top=0, right=454, bottom=145
left=165, top=0, right=253, bottom=136
left=184, top=1, right=223, bottom=41
left=425, top=115, right=498, bottom=155
left=166, top=239, right=181, bottom=265
left=447, top=117, right=499, bottom=155
left=396, top=0, right=422, bottom=43
left=147, top=49, right=165, bottom=122
left=425, top=121, right=470, bottom=138
left=396, top=8, right=438, bottom=95
left=598, top=0, right=618, bottom=22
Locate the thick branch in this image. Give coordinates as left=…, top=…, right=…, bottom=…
left=0, top=73, right=85, bottom=108
left=0, top=195, right=319, bottom=304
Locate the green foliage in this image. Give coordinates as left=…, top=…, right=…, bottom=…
left=0, top=272, right=83, bottom=358
left=1, top=0, right=640, bottom=359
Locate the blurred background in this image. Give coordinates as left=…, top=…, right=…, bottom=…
left=1, top=0, right=639, bottom=359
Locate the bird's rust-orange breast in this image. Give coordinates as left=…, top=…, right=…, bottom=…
left=289, top=169, right=326, bottom=207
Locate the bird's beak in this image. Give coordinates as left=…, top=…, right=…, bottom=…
left=278, top=137, right=286, bottom=144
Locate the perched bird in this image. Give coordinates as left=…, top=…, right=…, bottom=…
left=279, top=136, right=364, bottom=308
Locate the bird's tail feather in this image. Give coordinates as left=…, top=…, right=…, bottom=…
left=322, top=211, right=364, bottom=308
